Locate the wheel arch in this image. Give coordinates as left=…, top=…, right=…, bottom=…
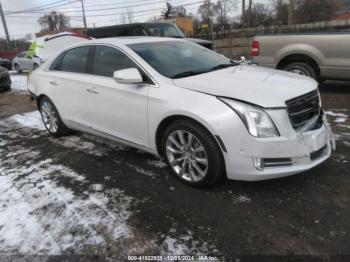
left=36, top=94, right=48, bottom=109
left=276, top=53, right=321, bottom=77
left=155, top=114, right=227, bottom=157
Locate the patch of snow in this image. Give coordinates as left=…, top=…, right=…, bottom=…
left=5, top=111, right=45, bottom=130
left=147, top=159, right=167, bottom=168
left=10, top=74, right=28, bottom=92
left=343, top=141, right=350, bottom=147
left=326, top=111, right=348, bottom=118
left=161, top=237, right=190, bottom=256
left=133, top=166, right=156, bottom=177
left=338, top=124, right=350, bottom=129
left=232, top=195, right=251, bottom=204
left=90, top=184, right=103, bottom=191
left=0, top=147, right=133, bottom=255
left=51, top=135, right=106, bottom=156
left=334, top=117, right=347, bottom=123
left=326, top=110, right=349, bottom=126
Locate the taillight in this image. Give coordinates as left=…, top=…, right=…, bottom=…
left=251, top=40, right=260, bottom=56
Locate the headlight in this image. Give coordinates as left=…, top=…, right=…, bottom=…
left=218, top=98, right=279, bottom=138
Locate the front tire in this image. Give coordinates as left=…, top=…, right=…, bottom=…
left=33, top=63, right=39, bottom=70
left=161, top=119, right=225, bottom=188
left=284, top=62, right=317, bottom=79
left=39, top=97, right=71, bottom=137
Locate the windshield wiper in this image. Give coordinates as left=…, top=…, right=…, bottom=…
left=170, top=35, right=185, bottom=38
left=170, top=70, right=207, bottom=79
left=210, top=63, right=238, bottom=71
left=171, top=63, right=238, bottom=79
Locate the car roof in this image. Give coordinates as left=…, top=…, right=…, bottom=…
left=52, top=37, right=186, bottom=57
left=84, top=36, right=181, bottom=45
left=88, top=22, right=174, bottom=30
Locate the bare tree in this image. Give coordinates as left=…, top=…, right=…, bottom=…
left=162, top=2, right=175, bottom=18
left=293, top=0, right=339, bottom=23
left=251, top=3, right=273, bottom=27
left=272, top=0, right=341, bottom=25
left=38, top=11, right=70, bottom=33
left=272, top=0, right=289, bottom=24
left=174, top=6, right=187, bottom=17
left=213, top=0, right=237, bottom=30
left=198, top=0, right=215, bottom=24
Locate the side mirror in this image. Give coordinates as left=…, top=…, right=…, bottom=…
left=113, top=68, right=143, bottom=84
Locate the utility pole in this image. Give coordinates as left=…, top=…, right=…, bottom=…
left=288, top=0, right=294, bottom=26
left=248, top=0, right=253, bottom=28
left=242, top=0, right=245, bottom=21
left=80, top=0, right=87, bottom=31
left=0, top=1, right=11, bottom=47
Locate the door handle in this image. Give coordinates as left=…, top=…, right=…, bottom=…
left=86, top=88, right=99, bottom=94
left=49, top=80, right=58, bottom=86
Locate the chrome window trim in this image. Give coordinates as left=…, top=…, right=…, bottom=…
left=45, top=43, right=159, bottom=88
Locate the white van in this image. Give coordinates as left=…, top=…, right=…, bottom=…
left=13, top=32, right=91, bottom=73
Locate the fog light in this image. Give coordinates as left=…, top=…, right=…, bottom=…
left=253, top=157, right=264, bottom=171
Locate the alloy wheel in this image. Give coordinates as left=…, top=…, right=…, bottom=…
left=41, top=101, right=58, bottom=133
left=166, top=130, right=208, bottom=182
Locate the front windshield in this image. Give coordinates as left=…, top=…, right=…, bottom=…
left=144, top=23, right=185, bottom=38
left=128, top=41, right=234, bottom=79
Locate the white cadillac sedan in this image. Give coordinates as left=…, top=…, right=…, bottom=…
left=28, top=37, right=334, bottom=187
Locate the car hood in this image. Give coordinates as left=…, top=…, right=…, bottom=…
left=173, top=65, right=318, bottom=108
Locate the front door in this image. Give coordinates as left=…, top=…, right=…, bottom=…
left=85, top=45, right=150, bottom=147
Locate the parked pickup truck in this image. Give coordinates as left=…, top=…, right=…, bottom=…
left=251, top=33, right=350, bottom=81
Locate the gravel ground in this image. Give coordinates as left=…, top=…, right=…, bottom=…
left=0, top=73, right=349, bottom=260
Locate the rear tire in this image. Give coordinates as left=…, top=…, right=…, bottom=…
left=284, top=62, right=317, bottom=79
left=14, top=63, right=22, bottom=73
left=33, top=63, right=39, bottom=70
left=161, top=119, right=225, bottom=188
left=39, top=97, right=71, bottom=137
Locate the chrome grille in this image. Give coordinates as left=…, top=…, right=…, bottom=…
left=286, top=90, right=320, bottom=129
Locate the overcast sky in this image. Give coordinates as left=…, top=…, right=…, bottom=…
left=0, top=0, right=270, bottom=39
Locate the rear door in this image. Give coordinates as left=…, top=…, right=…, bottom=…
left=44, top=46, right=92, bottom=127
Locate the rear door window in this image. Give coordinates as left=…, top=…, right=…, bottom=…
left=60, top=46, right=90, bottom=74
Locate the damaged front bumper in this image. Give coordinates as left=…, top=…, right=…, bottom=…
left=224, top=112, right=335, bottom=181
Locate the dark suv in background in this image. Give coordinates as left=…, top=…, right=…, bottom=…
left=88, top=22, right=213, bottom=49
